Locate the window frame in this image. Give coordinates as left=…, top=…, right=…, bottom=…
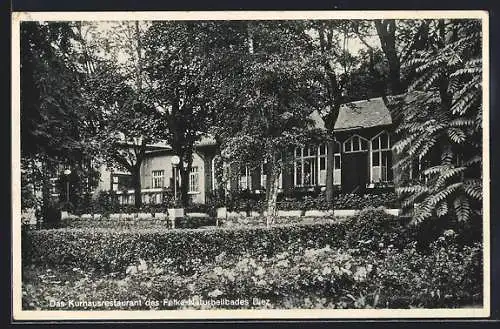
left=343, top=134, right=369, bottom=153
left=189, top=166, right=200, bottom=193
left=294, top=145, right=318, bottom=187
left=151, top=170, right=165, bottom=189
left=370, top=131, right=392, bottom=183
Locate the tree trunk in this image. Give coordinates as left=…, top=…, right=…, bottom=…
left=326, top=140, right=335, bottom=205
left=265, top=155, right=280, bottom=227
left=179, top=160, right=192, bottom=208
left=375, top=20, right=403, bottom=95
left=132, top=165, right=142, bottom=208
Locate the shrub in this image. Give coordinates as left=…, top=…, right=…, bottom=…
left=22, top=233, right=482, bottom=310
left=22, top=221, right=348, bottom=274
left=372, top=237, right=483, bottom=308
left=343, top=207, right=410, bottom=253
left=175, top=216, right=216, bottom=229
left=41, top=202, right=62, bottom=228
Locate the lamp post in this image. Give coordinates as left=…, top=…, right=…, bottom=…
left=63, top=168, right=71, bottom=212
left=170, top=156, right=180, bottom=201
left=63, top=169, right=71, bottom=204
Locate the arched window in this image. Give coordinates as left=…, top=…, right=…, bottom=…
left=343, top=135, right=369, bottom=153
left=370, top=131, right=392, bottom=183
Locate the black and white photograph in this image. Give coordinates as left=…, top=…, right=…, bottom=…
left=12, top=11, right=490, bottom=320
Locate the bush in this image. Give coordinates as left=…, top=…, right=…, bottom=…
left=371, top=236, right=483, bottom=308
left=41, top=202, right=62, bottom=228
left=22, top=221, right=348, bottom=274
left=175, top=216, right=216, bottom=229
left=343, top=207, right=410, bottom=253
left=22, top=231, right=482, bottom=310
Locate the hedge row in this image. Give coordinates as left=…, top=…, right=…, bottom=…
left=59, top=216, right=216, bottom=230
left=224, top=192, right=399, bottom=213
left=68, top=191, right=399, bottom=216
left=22, top=222, right=482, bottom=309
left=22, top=209, right=412, bottom=274
left=22, top=222, right=347, bottom=274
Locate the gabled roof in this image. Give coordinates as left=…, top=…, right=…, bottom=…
left=334, top=97, right=392, bottom=131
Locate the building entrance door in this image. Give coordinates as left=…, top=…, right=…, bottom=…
left=341, top=151, right=369, bottom=194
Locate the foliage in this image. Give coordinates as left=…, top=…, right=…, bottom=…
left=220, top=190, right=399, bottom=213
left=211, top=21, right=326, bottom=223
left=142, top=21, right=221, bottom=207
left=22, top=221, right=348, bottom=274
left=392, top=19, right=482, bottom=225
left=22, top=224, right=482, bottom=310
left=343, top=207, right=409, bottom=253
left=20, top=21, right=102, bottom=218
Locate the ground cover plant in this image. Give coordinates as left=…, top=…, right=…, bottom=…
left=22, top=209, right=482, bottom=310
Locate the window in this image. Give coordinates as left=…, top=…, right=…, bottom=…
left=333, top=153, right=342, bottom=185
left=318, top=143, right=327, bottom=185
left=152, top=170, right=165, bottom=188
left=343, top=135, right=368, bottom=153
left=50, top=178, right=58, bottom=195
left=111, top=174, right=133, bottom=191
left=370, top=132, right=392, bottom=183
left=294, top=146, right=317, bottom=187
left=112, top=175, right=119, bottom=191
left=189, top=167, right=200, bottom=193
left=260, top=161, right=282, bottom=190
left=315, top=142, right=342, bottom=186
left=238, top=165, right=251, bottom=190
left=260, top=162, right=267, bottom=189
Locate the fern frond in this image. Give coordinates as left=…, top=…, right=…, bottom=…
left=463, top=179, right=482, bottom=200
left=447, top=127, right=467, bottom=143
left=454, top=194, right=471, bottom=222
left=436, top=200, right=449, bottom=217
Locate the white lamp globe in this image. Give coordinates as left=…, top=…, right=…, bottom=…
left=63, top=169, right=71, bottom=176
left=171, top=155, right=180, bottom=166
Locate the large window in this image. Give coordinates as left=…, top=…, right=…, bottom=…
left=238, top=165, right=251, bottom=190
left=112, top=173, right=133, bottom=191
left=152, top=170, right=165, bottom=188
left=50, top=177, right=58, bottom=195
left=371, top=132, right=392, bottom=182
left=294, top=146, right=317, bottom=187
left=317, top=142, right=341, bottom=186
left=295, top=143, right=341, bottom=187
left=189, top=166, right=200, bottom=193
left=260, top=162, right=282, bottom=189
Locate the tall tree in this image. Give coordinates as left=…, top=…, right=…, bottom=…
left=374, top=19, right=404, bottom=95
left=81, top=21, right=158, bottom=207
left=392, top=19, right=482, bottom=226
left=307, top=20, right=364, bottom=205
left=20, top=21, right=100, bottom=214
left=213, top=21, right=324, bottom=225
left=142, top=21, right=220, bottom=207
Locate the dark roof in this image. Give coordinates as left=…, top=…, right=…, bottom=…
left=334, top=97, right=392, bottom=131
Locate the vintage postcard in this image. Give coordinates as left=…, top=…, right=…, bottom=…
left=11, top=10, right=490, bottom=321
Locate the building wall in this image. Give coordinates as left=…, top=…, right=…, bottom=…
left=92, top=126, right=396, bottom=205
left=94, top=164, right=112, bottom=194
left=141, top=151, right=207, bottom=204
